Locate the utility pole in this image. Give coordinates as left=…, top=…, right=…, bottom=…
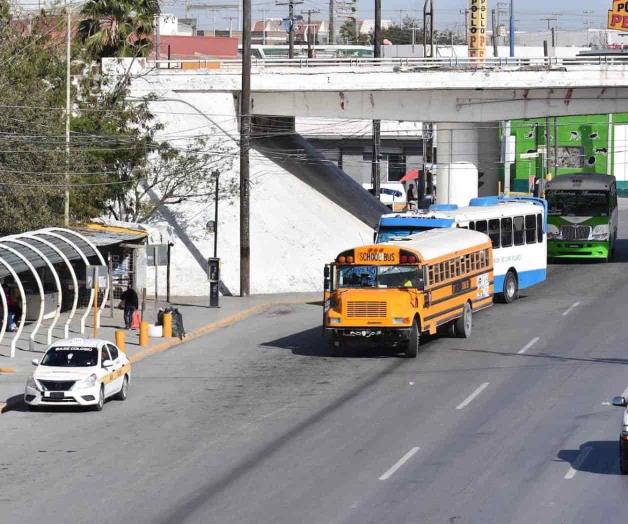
left=459, top=8, right=469, bottom=43
left=277, top=0, right=304, bottom=58
left=509, top=0, right=515, bottom=58
left=301, top=8, right=320, bottom=58
left=541, top=16, right=557, bottom=30
left=496, top=2, right=509, bottom=45
left=155, top=14, right=161, bottom=60
left=328, top=0, right=335, bottom=44
left=64, top=1, right=71, bottom=227
left=491, top=9, right=498, bottom=57
left=372, top=0, right=381, bottom=199
left=186, top=4, right=240, bottom=37
left=240, top=0, right=251, bottom=296
left=225, top=15, right=237, bottom=36
left=262, top=8, right=267, bottom=44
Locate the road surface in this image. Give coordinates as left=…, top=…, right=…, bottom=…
left=2, top=223, right=628, bottom=523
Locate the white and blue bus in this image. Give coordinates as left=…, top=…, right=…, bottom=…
left=376, top=196, right=548, bottom=303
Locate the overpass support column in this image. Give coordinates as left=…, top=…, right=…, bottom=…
left=436, top=122, right=500, bottom=204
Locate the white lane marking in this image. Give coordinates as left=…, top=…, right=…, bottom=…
left=562, top=302, right=581, bottom=317
left=518, top=337, right=540, bottom=355
left=378, top=447, right=420, bottom=481
left=456, top=382, right=490, bottom=410
left=564, top=446, right=592, bottom=479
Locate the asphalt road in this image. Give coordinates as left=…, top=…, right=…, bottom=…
left=3, top=221, right=628, bottom=523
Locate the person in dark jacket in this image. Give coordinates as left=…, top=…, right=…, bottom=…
left=120, top=285, right=139, bottom=329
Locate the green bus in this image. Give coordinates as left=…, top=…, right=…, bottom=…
left=545, top=173, right=618, bottom=261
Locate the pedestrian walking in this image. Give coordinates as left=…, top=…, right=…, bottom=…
left=120, top=285, right=139, bottom=329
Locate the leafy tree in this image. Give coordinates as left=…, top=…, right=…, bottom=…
left=0, top=2, right=235, bottom=234
left=339, top=19, right=371, bottom=45
left=77, top=0, right=159, bottom=60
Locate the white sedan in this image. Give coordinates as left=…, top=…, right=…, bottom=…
left=24, top=338, right=131, bottom=411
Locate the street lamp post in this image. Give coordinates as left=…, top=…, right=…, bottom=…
left=509, top=0, right=515, bottom=57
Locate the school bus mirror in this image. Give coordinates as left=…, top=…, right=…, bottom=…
left=324, top=265, right=330, bottom=279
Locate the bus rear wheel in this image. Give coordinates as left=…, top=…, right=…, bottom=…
left=502, top=270, right=519, bottom=304
left=404, top=320, right=420, bottom=358
left=453, top=303, right=472, bottom=338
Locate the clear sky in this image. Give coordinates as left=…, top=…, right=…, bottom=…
left=160, top=0, right=609, bottom=34
left=14, top=0, right=611, bottom=34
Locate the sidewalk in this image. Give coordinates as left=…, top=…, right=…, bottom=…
left=0, top=292, right=320, bottom=412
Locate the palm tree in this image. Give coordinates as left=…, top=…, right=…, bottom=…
left=78, top=0, right=160, bottom=60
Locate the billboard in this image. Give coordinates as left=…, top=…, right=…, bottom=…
left=609, top=1, right=628, bottom=31
left=468, top=0, right=488, bottom=59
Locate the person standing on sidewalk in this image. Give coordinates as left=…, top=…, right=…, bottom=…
left=120, top=285, right=139, bottom=329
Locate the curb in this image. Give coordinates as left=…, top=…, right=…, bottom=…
left=0, top=298, right=313, bottom=415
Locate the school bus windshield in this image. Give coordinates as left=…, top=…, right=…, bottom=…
left=337, top=265, right=423, bottom=289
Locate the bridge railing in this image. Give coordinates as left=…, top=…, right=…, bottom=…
left=148, top=55, right=628, bottom=72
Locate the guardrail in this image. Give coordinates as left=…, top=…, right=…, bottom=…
left=148, top=55, right=628, bottom=72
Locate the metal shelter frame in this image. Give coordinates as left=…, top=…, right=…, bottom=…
left=0, top=227, right=112, bottom=357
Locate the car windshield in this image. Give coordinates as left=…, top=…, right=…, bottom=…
left=40, top=347, right=99, bottom=367
left=546, top=190, right=609, bottom=217
left=337, top=265, right=423, bottom=289
left=377, top=226, right=433, bottom=242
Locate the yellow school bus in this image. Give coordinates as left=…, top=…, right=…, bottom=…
left=323, top=228, right=494, bottom=357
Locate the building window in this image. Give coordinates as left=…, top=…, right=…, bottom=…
left=386, top=153, right=406, bottom=182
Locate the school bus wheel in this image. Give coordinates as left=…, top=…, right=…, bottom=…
left=453, top=303, right=473, bottom=339
left=404, top=318, right=420, bottom=359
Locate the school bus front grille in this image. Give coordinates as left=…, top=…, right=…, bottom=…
left=346, top=301, right=387, bottom=318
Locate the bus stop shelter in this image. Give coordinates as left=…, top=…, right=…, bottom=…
left=0, top=226, right=147, bottom=358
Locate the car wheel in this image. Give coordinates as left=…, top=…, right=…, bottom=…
left=404, top=319, right=420, bottom=358
left=116, top=375, right=129, bottom=401
left=453, top=303, right=472, bottom=339
left=94, top=385, right=105, bottom=412
left=502, top=270, right=518, bottom=304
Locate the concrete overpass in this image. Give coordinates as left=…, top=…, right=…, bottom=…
left=124, top=55, right=628, bottom=203
left=137, top=56, right=628, bottom=122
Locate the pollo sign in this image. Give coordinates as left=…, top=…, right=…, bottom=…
left=468, top=0, right=488, bottom=59
left=609, top=1, right=628, bottom=31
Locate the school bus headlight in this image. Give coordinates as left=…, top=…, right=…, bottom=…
left=392, top=317, right=410, bottom=325
left=328, top=317, right=341, bottom=325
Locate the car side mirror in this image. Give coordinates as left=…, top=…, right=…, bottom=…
left=612, top=396, right=627, bottom=407
left=31, top=358, right=39, bottom=366
left=102, top=359, right=114, bottom=368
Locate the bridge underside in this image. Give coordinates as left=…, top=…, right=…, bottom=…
left=250, top=87, right=628, bottom=122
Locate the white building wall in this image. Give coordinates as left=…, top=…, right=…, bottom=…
left=128, top=86, right=373, bottom=296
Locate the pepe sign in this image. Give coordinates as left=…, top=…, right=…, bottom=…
left=609, top=1, right=628, bottom=31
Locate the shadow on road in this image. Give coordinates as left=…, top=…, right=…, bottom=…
left=261, top=326, right=441, bottom=359
left=557, top=441, right=620, bottom=476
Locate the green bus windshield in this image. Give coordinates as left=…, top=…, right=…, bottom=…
left=546, top=190, right=610, bottom=217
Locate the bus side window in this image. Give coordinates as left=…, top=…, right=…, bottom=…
left=475, top=220, right=487, bottom=234
left=501, top=218, right=513, bottom=247
left=469, top=222, right=475, bottom=231
left=513, top=216, right=525, bottom=246
left=537, top=214, right=544, bottom=241
left=525, top=215, right=536, bottom=244
left=488, top=219, right=500, bottom=248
